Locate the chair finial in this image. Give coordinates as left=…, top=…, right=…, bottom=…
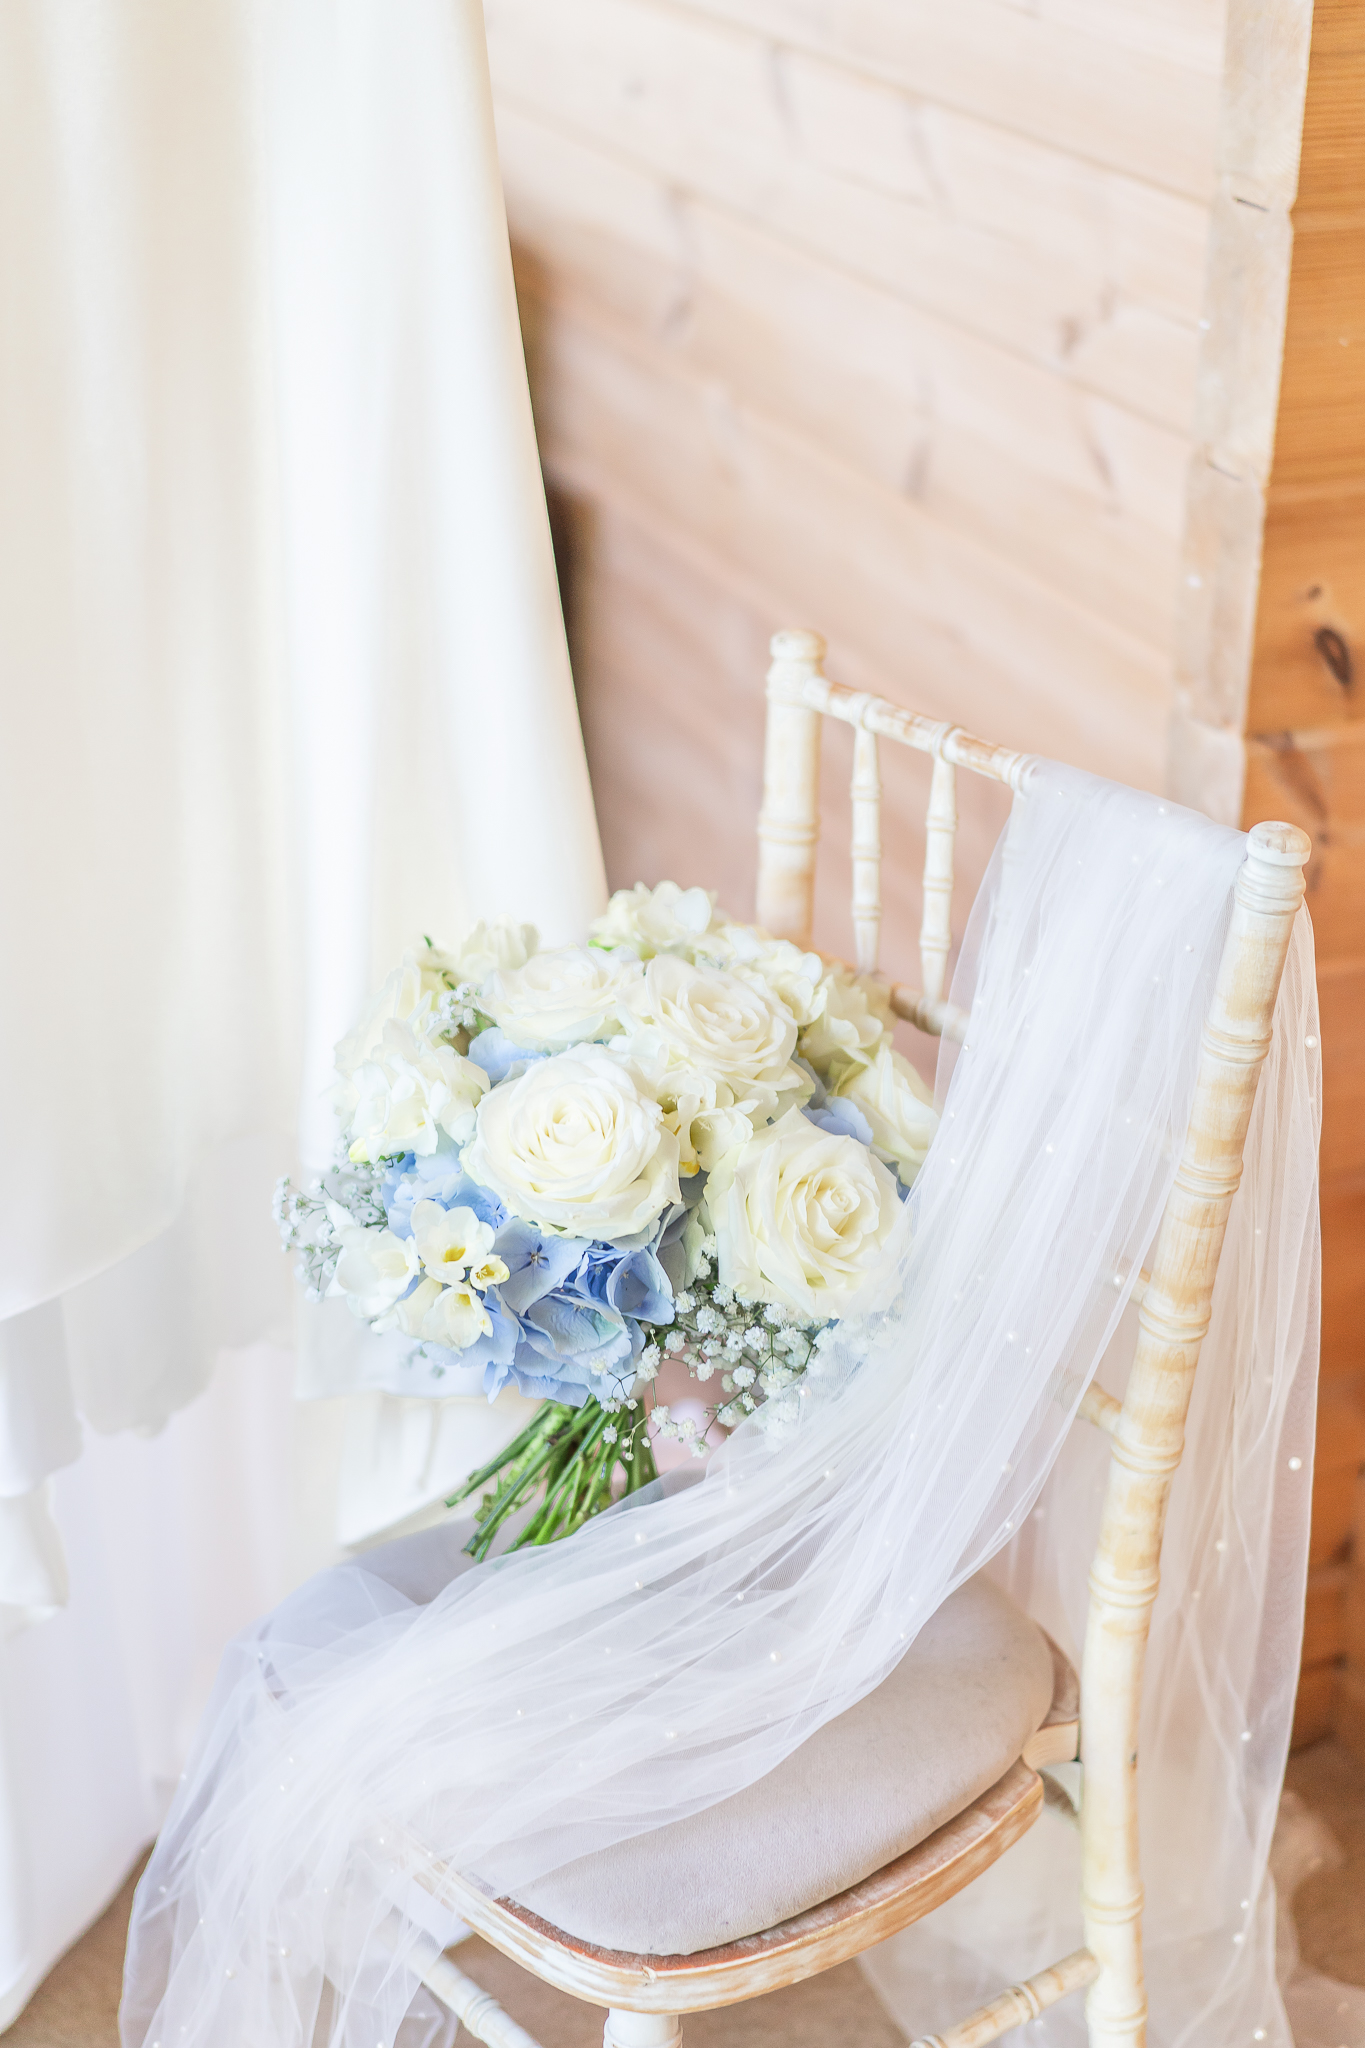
left=1247, top=820, right=1312, bottom=866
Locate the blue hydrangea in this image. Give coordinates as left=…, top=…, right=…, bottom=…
left=377, top=1158, right=684, bottom=1406
left=381, top=1145, right=507, bottom=1239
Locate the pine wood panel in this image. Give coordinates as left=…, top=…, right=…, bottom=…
left=1242, top=14, right=1365, bottom=1734
left=501, top=114, right=1189, bottom=651
left=1295, top=0, right=1365, bottom=215
left=1242, top=730, right=1365, bottom=966
left=1343, top=1472, right=1365, bottom=1761
left=1271, top=228, right=1365, bottom=487
left=1318, top=964, right=1365, bottom=1183
left=672, top=0, right=1224, bottom=198
left=486, top=0, right=1206, bottom=430
left=529, top=291, right=1173, bottom=790
left=1246, top=490, right=1365, bottom=731
left=1321, top=1180, right=1365, bottom=1387
left=1294, top=1660, right=1339, bottom=1748
left=1303, top=1563, right=1349, bottom=1662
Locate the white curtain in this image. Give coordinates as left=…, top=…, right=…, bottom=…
left=0, top=0, right=604, bottom=2020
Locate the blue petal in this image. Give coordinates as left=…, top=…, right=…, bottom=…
left=481, top=1348, right=592, bottom=1406
left=604, top=1244, right=674, bottom=1326
left=497, top=1225, right=592, bottom=1313
left=467, top=1029, right=549, bottom=1086
left=518, top=1295, right=626, bottom=1363
left=803, top=1099, right=875, bottom=1146
left=384, top=1148, right=507, bottom=1238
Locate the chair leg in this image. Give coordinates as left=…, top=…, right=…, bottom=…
left=603, top=2012, right=683, bottom=2048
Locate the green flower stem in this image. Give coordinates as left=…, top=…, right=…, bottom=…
left=447, top=1397, right=658, bottom=1562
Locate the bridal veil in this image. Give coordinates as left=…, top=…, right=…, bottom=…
left=120, top=764, right=1320, bottom=2048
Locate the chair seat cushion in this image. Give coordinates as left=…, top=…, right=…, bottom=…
left=514, top=1574, right=1055, bottom=1956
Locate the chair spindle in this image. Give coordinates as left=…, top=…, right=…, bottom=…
left=756, top=629, right=824, bottom=944
left=850, top=723, right=882, bottom=973
left=920, top=751, right=957, bottom=1002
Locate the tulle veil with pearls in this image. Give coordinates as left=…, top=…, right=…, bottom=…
left=120, top=765, right=1322, bottom=2048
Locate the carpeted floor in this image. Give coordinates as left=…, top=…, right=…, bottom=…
left=9, top=1742, right=1363, bottom=2047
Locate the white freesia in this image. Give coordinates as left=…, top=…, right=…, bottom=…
left=381, top=1274, right=491, bottom=1348
left=409, top=1200, right=497, bottom=1277
left=797, top=966, right=892, bottom=1074
left=829, top=1043, right=939, bottom=1186
left=589, top=880, right=721, bottom=959
left=334, top=941, right=459, bottom=1075
left=464, top=1045, right=681, bottom=1241
left=331, top=1225, right=419, bottom=1320
left=450, top=917, right=540, bottom=984
left=482, top=945, right=643, bottom=1051
left=710, top=1106, right=900, bottom=1318
left=344, top=1022, right=488, bottom=1163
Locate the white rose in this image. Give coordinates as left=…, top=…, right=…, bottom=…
left=335, top=942, right=459, bottom=1075
left=711, top=1107, right=900, bottom=1318
left=482, top=945, right=643, bottom=1051
left=617, top=955, right=799, bottom=1093
left=710, top=924, right=826, bottom=1027
left=463, top=1045, right=680, bottom=1241
left=381, top=1274, right=492, bottom=1349
left=797, top=967, right=892, bottom=1075
left=344, top=1021, right=488, bottom=1163
left=332, top=1225, right=419, bottom=1319
left=830, top=1043, right=939, bottom=1187
left=589, top=880, right=721, bottom=959
left=451, top=917, right=540, bottom=984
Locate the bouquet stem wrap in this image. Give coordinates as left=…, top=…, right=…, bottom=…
left=121, top=767, right=1320, bottom=2048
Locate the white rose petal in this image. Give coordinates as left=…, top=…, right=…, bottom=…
left=830, top=1042, right=939, bottom=1186
left=589, top=881, right=721, bottom=959
left=345, top=1022, right=488, bottom=1163
left=712, top=1107, right=900, bottom=1318
left=410, top=1200, right=497, bottom=1278
left=334, top=944, right=458, bottom=1076
left=483, top=945, right=643, bottom=1051
left=618, top=955, right=798, bottom=1092
left=332, top=1226, right=419, bottom=1319
left=711, top=925, right=827, bottom=1027
left=451, top=917, right=540, bottom=984
left=464, top=1045, right=681, bottom=1241
left=797, top=967, right=892, bottom=1075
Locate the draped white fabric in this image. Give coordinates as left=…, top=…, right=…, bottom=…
left=0, top=0, right=604, bottom=2017
left=120, top=771, right=1319, bottom=2048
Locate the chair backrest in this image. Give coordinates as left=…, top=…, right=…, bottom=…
left=755, top=627, right=1311, bottom=2039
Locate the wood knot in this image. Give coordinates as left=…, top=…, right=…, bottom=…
left=1314, top=624, right=1353, bottom=692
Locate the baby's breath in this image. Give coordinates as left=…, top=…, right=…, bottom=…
left=644, top=1262, right=825, bottom=1444
left=433, top=980, right=487, bottom=1042
left=273, top=1150, right=386, bottom=1301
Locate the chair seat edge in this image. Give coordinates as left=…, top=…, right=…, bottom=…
left=405, top=1758, right=1045, bottom=2015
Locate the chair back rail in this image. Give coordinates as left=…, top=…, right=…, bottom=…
left=754, top=629, right=1310, bottom=2048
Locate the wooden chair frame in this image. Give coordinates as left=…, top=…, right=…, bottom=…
left=414, top=628, right=1311, bottom=2048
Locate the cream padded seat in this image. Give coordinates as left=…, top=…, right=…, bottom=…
left=514, top=1574, right=1054, bottom=1954
left=350, top=1529, right=1056, bottom=1960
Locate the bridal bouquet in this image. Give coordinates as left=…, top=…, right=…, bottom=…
left=276, top=883, right=938, bottom=1556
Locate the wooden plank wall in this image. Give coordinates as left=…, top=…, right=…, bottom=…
left=488, top=0, right=1226, bottom=973
left=1239, top=0, right=1365, bottom=1750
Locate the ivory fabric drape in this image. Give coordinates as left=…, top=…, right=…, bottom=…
left=0, top=0, right=604, bottom=2018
